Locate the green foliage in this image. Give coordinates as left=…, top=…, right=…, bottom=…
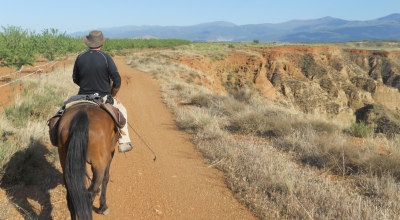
left=35, top=28, right=81, bottom=61
left=349, top=121, right=373, bottom=138
left=102, top=38, right=191, bottom=52
left=253, top=39, right=260, bottom=44
left=210, top=54, right=225, bottom=61
left=0, top=26, right=191, bottom=70
left=0, top=26, right=36, bottom=69
left=5, top=102, right=34, bottom=127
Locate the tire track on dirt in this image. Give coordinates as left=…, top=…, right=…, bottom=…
left=93, top=57, right=255, bottom=219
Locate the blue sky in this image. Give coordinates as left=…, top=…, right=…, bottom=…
left=1, top=0, right=399, bottom=34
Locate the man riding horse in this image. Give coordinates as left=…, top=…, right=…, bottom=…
left=50, top=30, right=133, bottom=153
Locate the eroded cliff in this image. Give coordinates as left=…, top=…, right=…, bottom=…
left=175, top=45, right=400, bottom=130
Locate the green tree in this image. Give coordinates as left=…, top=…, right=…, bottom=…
left=0, top=26, right=36, bottom=69
left=36, top=29, right=73, bottom=61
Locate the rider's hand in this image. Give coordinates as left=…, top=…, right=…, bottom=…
left=113, top=96, right=121, bottom=104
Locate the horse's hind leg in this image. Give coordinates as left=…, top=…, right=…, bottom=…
left=88, top=166, right=105, bottom=208
left=99, top=151, right=114, bottom=215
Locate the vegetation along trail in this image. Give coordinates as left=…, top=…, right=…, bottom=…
left=93, top=57, right=255, bottom=219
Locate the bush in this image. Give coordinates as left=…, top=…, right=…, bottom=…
left=309, top=120, right=340, bottom=134
left=230, top=111, right=269, bottom=135
left=365, top=154, right=400, bottom=180
left=190, top=93, right=227, bottom=108
left=349, top=121, right=373, bottom=138
left=232, top=88, right=255, bottom=103
left=220, top=99, right=246, bottom=116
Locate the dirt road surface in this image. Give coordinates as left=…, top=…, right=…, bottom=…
left=89, top=57, right=255, bottom=219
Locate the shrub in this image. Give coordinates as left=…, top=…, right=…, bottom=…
left=309, top=120, right=340, bottom=134
left=190, top=93, right=227, bottom=108
left=349, top=121, right=373, bottom=138
left=220, top=99, right=246, bottom=116
left=232, top=88, right=254, bottom=103
left=323, top=144, right=362, bottom=175
left=365, top=154, right=400, bottom=180
left=230, top=111, right=269, bottom=134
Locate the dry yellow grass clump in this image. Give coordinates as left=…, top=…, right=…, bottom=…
left=125, top=47, right=400, bottom=219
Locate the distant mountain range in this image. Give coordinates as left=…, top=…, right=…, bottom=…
left=69, top=13, right=400, bottom=42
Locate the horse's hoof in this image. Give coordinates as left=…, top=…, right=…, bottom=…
left=102, top=209, right=110, bottom=215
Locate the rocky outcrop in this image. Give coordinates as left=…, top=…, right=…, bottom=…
left=176, top=46, right=400, bottom=128
left=355, top=103, right=400, bottom=137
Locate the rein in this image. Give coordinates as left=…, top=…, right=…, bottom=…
left=127, top=122, right=157, bottom=161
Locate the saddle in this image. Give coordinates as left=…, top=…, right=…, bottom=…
left=47, top=100, right=126, bottom=146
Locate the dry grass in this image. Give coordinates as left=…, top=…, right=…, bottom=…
left=125, top=49, right=400, bottom=219
left=337, top=41, right=400, bottom=51
left=0, top=66, right=76, bottom=172
left=0, top=65, right=76, bottom=218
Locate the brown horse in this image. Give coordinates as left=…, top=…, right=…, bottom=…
left=57, top=103, right=119, bottom=220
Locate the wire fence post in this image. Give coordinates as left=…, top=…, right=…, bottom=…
left=20, top=71, right=22, bottom=96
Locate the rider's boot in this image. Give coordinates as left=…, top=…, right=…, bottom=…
left=119, top=142, right=133, bottom=153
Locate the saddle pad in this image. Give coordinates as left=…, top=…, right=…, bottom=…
left=65, top=100, right=99, bottom=109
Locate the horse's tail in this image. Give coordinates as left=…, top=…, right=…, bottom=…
left=64, top=110, right=92, bottom=220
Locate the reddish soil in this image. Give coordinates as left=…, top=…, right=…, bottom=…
left=0, top=59, right=74, bottom=110
left=0, top=57, right=256, bottom=219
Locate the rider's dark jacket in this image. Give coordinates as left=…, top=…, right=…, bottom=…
left=72, top=49, right=121, bottom=97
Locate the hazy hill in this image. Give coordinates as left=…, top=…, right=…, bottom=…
left=69, top=13, right=400, bottom=42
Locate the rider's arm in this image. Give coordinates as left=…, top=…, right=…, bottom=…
left=111, top=87, right=119, bottom=98
left=107, top=56, right=121, bottom=91
left=72, top=60, right=80, bottom=85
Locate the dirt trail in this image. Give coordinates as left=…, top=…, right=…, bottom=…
left=92, top=57, right=255, bottom=219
